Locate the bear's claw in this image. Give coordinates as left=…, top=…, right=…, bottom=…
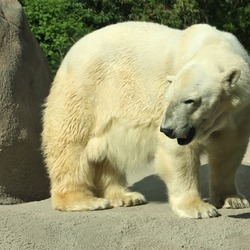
left=223, top=197, right=250, bottom=209
left=172, top=199, right=221, bottom=219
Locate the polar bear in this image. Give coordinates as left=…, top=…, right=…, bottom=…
left=42, top=22, right=250, bottom=218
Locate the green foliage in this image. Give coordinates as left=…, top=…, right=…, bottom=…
left=22, top=0, right=93, bottom=73
left=168, top=0, right=206, bottom=28
left=20, top=0, right=250, bottom=75
left=200, top=1, right=250, bottom=51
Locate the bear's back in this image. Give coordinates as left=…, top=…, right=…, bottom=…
left=60, top=22, right=181, bottom=74
left=170, top=24, right=250, bottom=70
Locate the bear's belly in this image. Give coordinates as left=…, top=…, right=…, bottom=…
left=106, top=121, right=158, bottom=170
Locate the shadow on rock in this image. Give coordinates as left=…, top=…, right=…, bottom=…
left=129, top=174, right=168, bottom=202
left=228, top=213, right=250, bottom=219
left=129, top=164, right=250, bottom=204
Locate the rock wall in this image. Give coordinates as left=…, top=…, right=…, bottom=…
left=0, top=0, right=52, bottom=203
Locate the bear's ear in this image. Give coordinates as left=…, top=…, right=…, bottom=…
left=166, top=75, right=175, bottom=84
left=221, top=68, right=241, bottom=90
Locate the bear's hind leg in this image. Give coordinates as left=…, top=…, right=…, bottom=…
left=94, top=160, right=147, bottom=208
left=48, top=144, right=110, bottom=211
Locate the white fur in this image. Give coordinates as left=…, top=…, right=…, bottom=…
left=42, top=22, right=250, bottom=218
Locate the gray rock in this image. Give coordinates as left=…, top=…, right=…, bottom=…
left=0, top=0, right=52, bottom=204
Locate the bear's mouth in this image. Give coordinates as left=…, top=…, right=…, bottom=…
left=177, top=127, right=196, bottom=145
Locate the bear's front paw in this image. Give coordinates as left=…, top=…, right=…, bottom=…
left=172, top=198, right=220, bottom=219
left=108, top=191, right=147, bottom=208
left=223, top=196, right=250, bottom=209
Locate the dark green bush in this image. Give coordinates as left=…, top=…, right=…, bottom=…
left=20, top=0, right=250, bottom=74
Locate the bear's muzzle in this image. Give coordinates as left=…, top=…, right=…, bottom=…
left=160, top=126, right=196, bottom=145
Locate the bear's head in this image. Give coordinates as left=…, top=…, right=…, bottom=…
left=160, top=62, right=247, bottom=145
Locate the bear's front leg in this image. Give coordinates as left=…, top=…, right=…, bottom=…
left=155, top=144, right=220, bottom=219
left=208, top=136, right=249, bottom=209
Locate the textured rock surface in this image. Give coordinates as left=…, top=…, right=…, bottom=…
left=0, top=162, right=249, bottom=250
left=0, top=0, right=52, bottom=203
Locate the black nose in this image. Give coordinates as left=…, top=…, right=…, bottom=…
left=160, top=127, right=175, bottom=139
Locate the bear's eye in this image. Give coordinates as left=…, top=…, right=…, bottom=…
left=183, top=99, right=195, bottom=104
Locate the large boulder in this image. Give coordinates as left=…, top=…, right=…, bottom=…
left=0, top=0, right=52, bottom=204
